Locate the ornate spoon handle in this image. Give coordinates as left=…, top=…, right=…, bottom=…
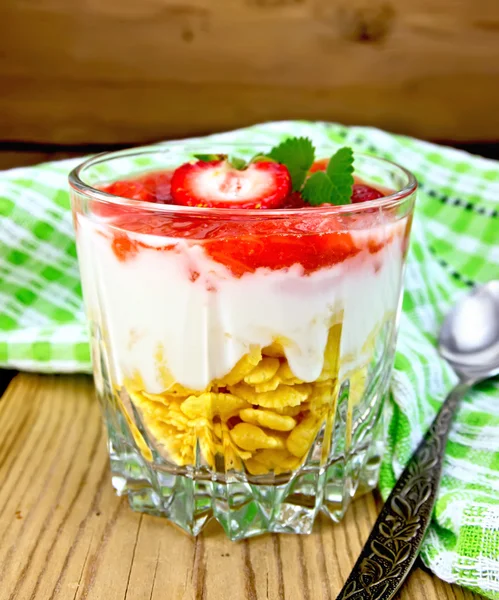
left=336, top=381, right=470, bottom=600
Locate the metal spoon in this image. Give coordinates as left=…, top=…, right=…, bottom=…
left=336, top=281, right=499, bottom=600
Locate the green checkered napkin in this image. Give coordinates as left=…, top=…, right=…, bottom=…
left=1, top=122, right=498, bottom=597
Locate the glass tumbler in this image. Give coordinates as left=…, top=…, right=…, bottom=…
left=69, top=145, right=416, bottom=540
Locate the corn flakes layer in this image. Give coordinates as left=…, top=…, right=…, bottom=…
left=123, top=322, right=369, bottom=475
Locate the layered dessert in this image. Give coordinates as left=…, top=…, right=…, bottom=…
left=74, top=140, right=412, bottom=478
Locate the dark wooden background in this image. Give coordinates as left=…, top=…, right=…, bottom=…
left=1, top=0, right=499, bottom=149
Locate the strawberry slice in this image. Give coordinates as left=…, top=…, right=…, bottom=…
left=351, top=184, right=384, bottom=203
left=170, top=160, right=291, bottom=209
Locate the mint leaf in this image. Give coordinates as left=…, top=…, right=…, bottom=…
left=326, top=147, right=354, bottom=205
left=228, top=155, right=247, bottom=170
left=268, top=137, right=315, bottom=191
left=193, top=153, right=224, bottom=162
left=302, top=171, right=335, bottom=206
left=301, top=147, right=355, bottom=206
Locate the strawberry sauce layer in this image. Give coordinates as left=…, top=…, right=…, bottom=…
left=96, top=163, right=402, bottom=277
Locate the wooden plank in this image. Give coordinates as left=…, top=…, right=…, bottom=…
left=0, top=374, right=484, bottom=599
left=0, top=0, right=498, bottom=145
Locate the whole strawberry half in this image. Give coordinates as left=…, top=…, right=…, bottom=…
left=170, top=159, right=291, bottom=209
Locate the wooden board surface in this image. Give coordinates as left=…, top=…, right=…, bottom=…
left=1, top=0, right=499, bottom=145
left=0, top=373, right=483, bottom=600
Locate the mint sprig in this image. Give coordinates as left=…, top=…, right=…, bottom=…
left=302, top=147, right=354, bottom=206
left=268, top=137, right=315, bottom=191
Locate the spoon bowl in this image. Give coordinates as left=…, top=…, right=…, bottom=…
left=439, top=280, right=499, bottom=381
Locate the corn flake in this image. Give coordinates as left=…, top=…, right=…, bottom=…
left=217, top=346, right=262, bottom=385
left=244, top=357, right=280, bottom=385
left=195, top=427, right=216, bottom=468
left=254, top=375, right=281, bottom=393
left=230, top=382, right=311, bottom=409
left=276, top=361, right=304, bottom=385
left=218, top=422, right=252, bottom=470
left=180, top=392, right=249, bottom=420
left=245, top=459, right=269, bottom=475
left=230, top=423, right=286, bottom=451
left=262, top=339, right=287, bottom=357
left=308, top=381, right=334, bottom=413
left=240, top=408, right=296, bottom=432
left=252, top=449, right=301, bottom=472
left=287, top=414, right=320, bottom=458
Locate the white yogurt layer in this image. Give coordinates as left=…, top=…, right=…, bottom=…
left=76, top=217, right=407, bottom=393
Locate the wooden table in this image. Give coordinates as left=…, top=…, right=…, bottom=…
left=0, top=372, right=483, bottom=600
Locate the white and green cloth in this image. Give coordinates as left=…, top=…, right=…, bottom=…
left=1, top=122, right=498, bottom=598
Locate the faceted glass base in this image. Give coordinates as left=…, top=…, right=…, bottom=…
left=103, top=378, right=389, bottom=540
